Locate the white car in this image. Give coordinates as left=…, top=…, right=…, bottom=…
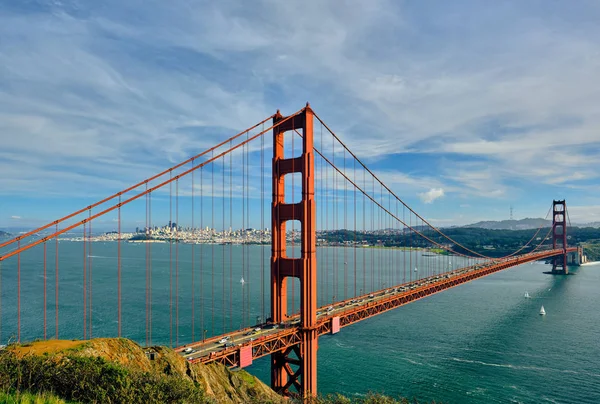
left=183, top=347, right=192, bottom=354
left=218, top=336, right=231, bottom=344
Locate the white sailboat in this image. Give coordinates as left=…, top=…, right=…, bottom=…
left=524, top=291, right=530, bottom=298
left=414, top=267, right=418, bottom=272
left=240, top=277, right=246, bottom=286
left=539, top=305, right=546, bottom=315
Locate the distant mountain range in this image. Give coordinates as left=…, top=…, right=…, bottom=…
left=0, top=230, right=11, bottom=237
left=464, top=218, right=600, bottom=230
left=464, top=218, right=551, bottom=230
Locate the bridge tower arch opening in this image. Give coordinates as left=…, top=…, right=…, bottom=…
left=271, top=104, right=317, bottom=397
left=551, top=200, right=569, bottom=275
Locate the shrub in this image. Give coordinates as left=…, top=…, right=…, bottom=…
left=0, top=351, right=208, bottom=403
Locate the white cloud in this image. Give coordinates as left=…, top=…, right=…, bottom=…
left=0, top=0, right=599, bottom=227
left=418, top=188, right=445, bottom=204
left=10, top=215, right=21, bottom=219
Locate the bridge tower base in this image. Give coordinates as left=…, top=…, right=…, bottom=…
left=271, top=104, right=318, bottom=397
left=550, top=200, right=568, bottom=275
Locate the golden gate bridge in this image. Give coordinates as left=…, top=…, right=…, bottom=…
left=0, top=104, right=579, bottom=397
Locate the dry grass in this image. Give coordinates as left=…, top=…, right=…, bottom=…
left=10, top=340, right=86, bottom=358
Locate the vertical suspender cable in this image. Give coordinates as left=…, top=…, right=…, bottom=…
left=118, top=196, right=121, bottom=338
left=261, top=124, right=265, bottom=321
left=169, top=174, right=173, bottom=347
left=230, top=141, right=233, bottom=330
left=145, top=186, right=149, bottom=345
left=55, top=224, right=59, bottom=339
left=17, top=240, right=20, bottom=341
left=324, top=125, right=328, bottom=304
left=82, top=224, right=86, bottom=340
left=200, top=167, right=204, bottom=341
left=44, top=241, right=47, bottom=339
left=395, top=199, right=399, bottom=286
left=344, top=148, right=347, bottom=302
left=378, top=183, right=382, bottom=290
left=353, top=157, right=357, bottom=297
left=246, top=131, right=250, bottom=325
left=222, top=154, right=226, bottom=334
left=0, top=260, right=2, bottom=344
left=316, top=124, right=320, bottom=305
left=242, top=143, right=245, bottom=326
left=403, top=205, right=406, bottom=284
left=362, top=167, right=366, bottom=295
left=89, top=209, right=92, bottom=339
left=332, top=134, right=337, bottom=303
left=149, top=192, right=152, bottom=344
left=192, top=159, right=195, bottom=342
left=320, top=124, right=325, bottom=305
left=292, top=123, right=295, bottom=314
left=371, top=176, right=374, bottom=292
left=211, top=151, right=215, bottom=336
left=176, top=179, right=180, bottom=346
left=409, top=211, right=412, bottom=283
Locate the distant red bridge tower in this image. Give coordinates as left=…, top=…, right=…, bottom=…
left=551, top=200, right=569, bottom=274
left=271, top=104, right=318, bottom=397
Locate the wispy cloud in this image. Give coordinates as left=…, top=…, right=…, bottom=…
left=1, top=0, right=599, bottom=227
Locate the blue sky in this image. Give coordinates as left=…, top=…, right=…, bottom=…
left=1, top=0, right=600, bottom=231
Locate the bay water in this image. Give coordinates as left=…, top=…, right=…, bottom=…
left=1, top=242, right=598, bottom=403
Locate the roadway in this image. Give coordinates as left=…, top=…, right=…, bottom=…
left=175, top=248, right=576, bottom=366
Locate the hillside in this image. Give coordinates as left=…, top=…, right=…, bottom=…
left=0, top=338, right=442, bottom=404
left=463, top=218, right=551, bottom=230
left=0, top=338, right=283, bottom=404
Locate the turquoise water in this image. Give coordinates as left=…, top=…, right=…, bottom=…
left=287, top=261, right=600, bottom=403
left=1, top=242, right=599, bottom=403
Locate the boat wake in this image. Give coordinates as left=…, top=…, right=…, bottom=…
left=448, top=357, right=600, bottom=378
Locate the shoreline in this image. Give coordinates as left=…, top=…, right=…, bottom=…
left=581, top=261, right=600, bottom=266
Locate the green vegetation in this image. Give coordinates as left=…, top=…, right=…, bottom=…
left=0, top=390, right=68, bottom=404
left=128, top=233, right=154, bottom=241
left=0, top=338, right=285, bottom=403
left=428, top=248, right=449, bottom=255
left=320, top=227, right=600, bottom=258
left=0, top=350, right=207, bottom=403
left=236, top=369, right=257, bottom=387
left=581, top=242, right=600, bottom=262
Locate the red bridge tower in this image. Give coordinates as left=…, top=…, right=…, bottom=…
left=271, top=104, right=318, bottom=397
left=551, top=200, right=568, bottom=275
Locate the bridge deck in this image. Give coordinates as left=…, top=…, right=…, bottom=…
left=176, top=248, right=576, bottom=367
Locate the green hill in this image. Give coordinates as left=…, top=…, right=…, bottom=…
left=0, top=338, right=282, bottom=404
